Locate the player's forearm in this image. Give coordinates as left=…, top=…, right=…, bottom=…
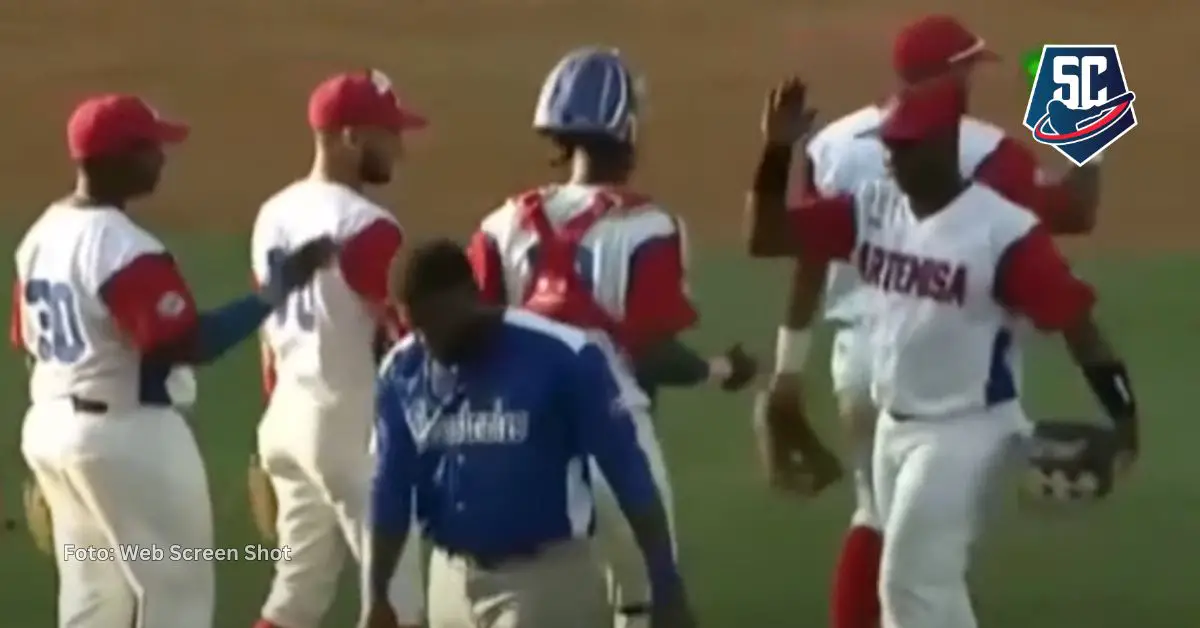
left=368, top=473, right=414, bottom=601
left=152, top=294, right=273, bottom=365
left=745, top=143, right=797, bottom=258
left=367, top=528, right=409, bottom=603
left=591, top=430, right=681, bottom=592
left=625, top=500, right=684, bottom=597
left=1062, top=315, right=1139, bottom=446
left=633, top=338, right=710, bottom=387
left=783, top=258, right=824, bottom=330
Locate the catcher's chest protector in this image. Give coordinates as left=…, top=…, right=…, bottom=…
left=518, top=191, right=625, bottom=344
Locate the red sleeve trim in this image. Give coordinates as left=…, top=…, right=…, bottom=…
left=339, top=219, right=404, bottom=309
left=339, top=219, right=406, bottom=345
left=786, top=195, right=857, bottom=263
left=623, top=233, right=699, bottom=355
left=466, top=230, right=507, bottom=305
left=99, top=253, right=199, bottom=352
left=994, top=226, right=1095, bottom=331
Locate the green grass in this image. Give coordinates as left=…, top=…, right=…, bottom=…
left=1, top=236, right=1196, bottom=626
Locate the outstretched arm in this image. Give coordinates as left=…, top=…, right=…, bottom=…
left=995, top=227, right=1138, bottom=454
left=568, top=341, right=685, bottom=603
left=745, top=139, right=857, bottom=262
left=624, top=224, right=753, bottom=390
left=365, top=378, right=422, bottom=621
left=745, top=143, right=803, bottom=257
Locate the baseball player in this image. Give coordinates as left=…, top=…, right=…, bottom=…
left=250, top=69, right=426, bottom=628
left=363, top=239, right=695, bottom=628
left=14, top=94, right=332, bottom=628
left=748, top=78, right=1140, bottom=628
left=758, top=15, right=1104, bottom=628
left=464, top=47, right=755, bottom=628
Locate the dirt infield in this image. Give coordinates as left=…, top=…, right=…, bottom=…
left=0, top=0, right=1191, bottom=253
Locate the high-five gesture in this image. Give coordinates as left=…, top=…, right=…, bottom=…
left=760, top=77, right=818, bottom=147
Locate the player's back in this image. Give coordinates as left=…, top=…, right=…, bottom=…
left=15, top=203, right=167, bottom=407
left=252, top=180, right=395, bottom=400
left=809, top=105, right=1006, bottom=323
left=479, top=183, right=684, bottom=322
left=848, top=180, right=1034, bottom=416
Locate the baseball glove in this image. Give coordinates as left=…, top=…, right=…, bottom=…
left=22, top=478, right=54, bottom=556
left=752, top=376, right=843, bottom=497
left=1021, top=420, right=1125, bottom=504
left=247, top=456, right=278, bottom=542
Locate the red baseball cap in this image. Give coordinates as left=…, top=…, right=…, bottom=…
left=893, top=15, right=998, bottom=83
left=876, top=79, right=967, bottom=142
left=67, top=94, right=189, bottom=160
left=308, top=69, right=428, bottom=134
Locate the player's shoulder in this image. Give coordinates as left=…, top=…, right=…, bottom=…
left=480, top=184, right=675, bottom=237
left=965, top=184, right=1039, bottom=244
left=810, top=105, right=884, bottom=150
left=378, top=334, right=424, bottom=381
left=957, top=115, right=1008, bottom=172
left=502, top=308, right=593, bottom=355
left=19, top=202, right=164, bottom=266
left=257, top=180, right=396, bottom=238
left=561, top=184, right=679, bottom=238
left=478, top=191, right=525, bottom=237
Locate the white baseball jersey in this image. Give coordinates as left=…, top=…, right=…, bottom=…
left=14, top=203, right=174, bottom=407
left=477, top=183, right=690, bottom=321
left=847, top=180, right=1034, bottom=416
left=251, top=180, right=399, bottom=400
left=807, top=106, right=1005, bottom=323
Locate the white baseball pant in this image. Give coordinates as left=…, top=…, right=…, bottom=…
left=21, top=399, right=214, bottom=628
left=829, top=323, right=879, bottom=529
left=256, top=383, right=424, bottom=628
left=589, top=399, right=674, bottom=628
left=872, top=403, right=1031, bottom=628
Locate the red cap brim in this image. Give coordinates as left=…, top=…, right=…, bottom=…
left=399, top=110, right=428, bottom=131
left=154, top=120, right=190, bottom=144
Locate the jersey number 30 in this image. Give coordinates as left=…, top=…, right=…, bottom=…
left=25, top=279, right=87, bottom=363
left=266, top=247, right=316, bottom=331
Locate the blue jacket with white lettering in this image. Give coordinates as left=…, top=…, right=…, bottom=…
left=372, top=308, right=665, bottom=559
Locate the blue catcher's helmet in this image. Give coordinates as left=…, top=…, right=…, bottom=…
left=533, top=47, right=640, bottom=143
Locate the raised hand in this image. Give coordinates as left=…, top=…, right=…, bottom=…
left=760, top=77, right=818, bottom=147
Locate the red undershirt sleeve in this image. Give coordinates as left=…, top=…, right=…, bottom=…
left=99, top=253, right=200, bottom=352
left=995, top=226, right=1096, bottom=331
left=623, top=233, right=699, bottom=355
left=785, top=195, right=857, bottom=264
left=974, top=137, right=1083, bottom=234
left=339, top=218, right=406, bottom=340
left=465, top=230, right=507, bottom=305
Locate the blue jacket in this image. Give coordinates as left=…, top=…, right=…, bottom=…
left=372, top=309, right=669, bottom=562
